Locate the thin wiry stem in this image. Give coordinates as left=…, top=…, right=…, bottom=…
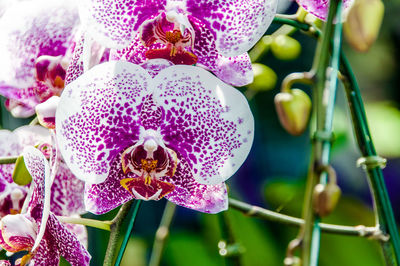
left=229, top=198, right=377, bottom=237
left=149, top=201, right=177, bottom=266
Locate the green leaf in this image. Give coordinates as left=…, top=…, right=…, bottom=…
left=12, top=155, right=32, bottom=186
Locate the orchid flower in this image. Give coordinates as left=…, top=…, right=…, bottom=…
left=0, top=147, right=90, bottom=266
left=296, top=0, right=354, bottom=20
left=0, top=0, right=79, bottom=117
left=56, top=60, right=254, bottom=214
left=74, top=0, right=277, bottom=87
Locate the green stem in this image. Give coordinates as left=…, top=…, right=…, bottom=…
left=228, top=198, right=377, bottom=237
left=340, top=53, right=400, bottom=266
left=270, top=9, right=400, bottom=266
left=115, top=200, right=142, bottom=266
left=0, top=156, right=17, bottom=164
left=57, top=216, right=111, bottom=231
left=300, top=1, right=340, bottom=265
left=218, top=212, right=242, bottom=266
left=103, top=200, right=133, bottom=266
left=149, top=201, right=177, bottom=266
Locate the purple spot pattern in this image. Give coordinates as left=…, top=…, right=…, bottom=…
left=50, top=163, right=85, bottom=216
left=85, top=152, right=134, bottom=214
left=0, top=126, right=49, bottom=217
left=296, top=0, right=353, bottom=21
left=154, top=65, right=254, bottom=184
left=161, top=155, right=227, bottom=213
left=80, top=0, right=167, bottom=48
left=57, top=62, right=150, bottom=184
left=0, top=0, right=79, bottom=109
left=109, top=16, right=253, bottom=87
left=186, top=0, right=277, bottom=56
left=33, top=214, right=90, bottom=266
left=0, top=126, right=84, bottom=217
left=22, top=148, right=90, bottom=265
left=58, top=62, right=253, bottom=213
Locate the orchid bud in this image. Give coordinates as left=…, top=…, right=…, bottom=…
left=274, top=89, right=311, bottom=135
left=284, top=256, right=302, bottom=266
left=0, top=214, right=37, bottom=252
left=313, top=183, right=341, bottom=217
left=248, top=63, right=277, bottom=91
left=343, top=0, right=384, bottom=52
left=35, top=96, right=60, bottom=129
left=12, top=155, right=32, bottom=186
left=271, top=35, right=301, bottom=61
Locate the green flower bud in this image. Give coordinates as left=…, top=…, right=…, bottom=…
left=12, top=155, right=32, bottom=186
left=271, top=35, right=301, bottom=61
left=313, top=183, right=341, bottom=217
left=343, top=0, right=384, bottom=52
left=248, top=63, right=277, bottom=91
left=274, top=89, right=311, bottom=135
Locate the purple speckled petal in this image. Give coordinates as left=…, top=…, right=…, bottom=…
left=0, top=0, right=79, bottom=107
left=79, top=0, right=166, bottom=49
left=190, top=15, right=253, bottom=87
left=57, top=61, right=151, bottom=184
left=186, top=0, right=277, bottom=57
left=296, top=0, right=354, bottom=21
left=63, top=219, right=88, bottom=248
left=44, top=214, right=91, bottom=266
left=50, top=163, right=85, bottom=216
left=161, top=157, right=228, bottom=213
left=153, top=65, right=254, bottom=185
left=85, top=152, right=134, bottom=214
left=0, top=260, right=11, bottom=266
left=140, top=59, right=174, bottom=78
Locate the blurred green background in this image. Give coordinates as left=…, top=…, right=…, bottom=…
left=2, top=1, right=400, bottom=266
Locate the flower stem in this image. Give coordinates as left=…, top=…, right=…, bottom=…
left=57, top=216, right=111, bottom=231
left=298, top=1, right=341, bottom=265
left=340, top=53, right=400, bottom=265
left=103, top=200, right=134, bottom=266
left=0, top=156, right=17, bottom=164
left=149, top=201, right=177, bottom=266
left=115, top=200, right=142, bottom=266
left=218, top=212, right=243, bottom=266
left=228, top=198, right=377, bottom=237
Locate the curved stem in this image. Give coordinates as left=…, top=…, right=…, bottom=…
left=340, top=53, right=400, bottom=265
left=57, top=216, right=111, bottom=231
left=103, top=200, right=133, bottom=266
left=149, top=201, right=177, bottom=266
left=115, top=200, right=142, bottom=266
left=228, top=198, right=377, bottom=237
left=298, top=1, right=341, bottom=265
left=270, top=9, right=400, bottom=266
left=0, top=156, right=17, bottom=164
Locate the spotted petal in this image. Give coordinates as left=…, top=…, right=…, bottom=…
left=186, top=0, right=277, bottom=57
left=50, top=163, right=85, bottom=216
left=0, top=0, right=79, bottom=109
left=79, top=0, right=167, bottom=49
left=296, top=0, right=354, bottom=21
left=161, top=157, right=228, bottom=213
left=57, top=61, right=152, bottom=184
left=154, top=65, right=254, bottom=185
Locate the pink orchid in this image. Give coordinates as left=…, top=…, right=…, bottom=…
left=73, top=0, right=277, bottom=87
left=296, top=0, right=354, bottom=20
left=0, top=0, right=79, bottom=117
left=0, top=147, right=90, bottom=266
left=57, top=60, right=254, bottom=214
